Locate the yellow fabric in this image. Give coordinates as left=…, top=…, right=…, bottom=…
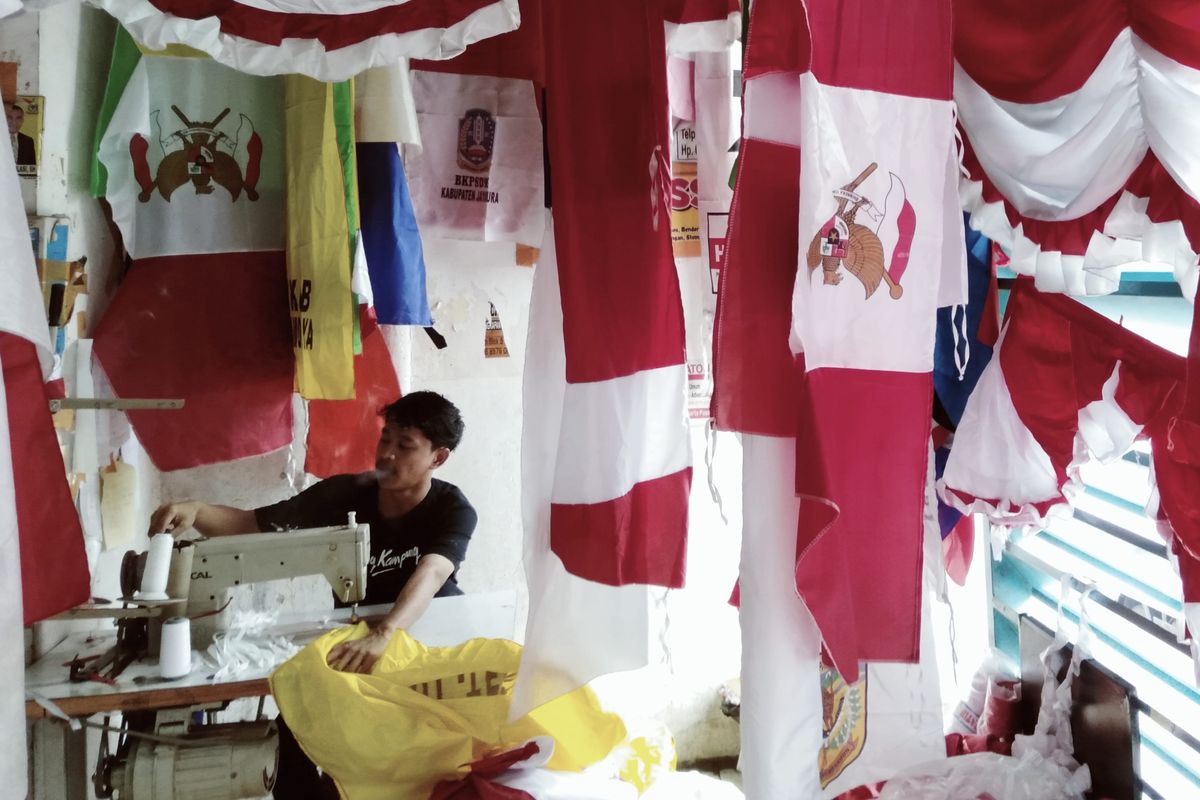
left=609, top=720, right=677, bottom=794
left=269, top=627, right=628, bottom=800
left=133, top=40, right=209, bottom=58
left=283, top=75, right=355, bottom=400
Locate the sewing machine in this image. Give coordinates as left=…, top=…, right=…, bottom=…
left=27, top=591, right=518, bottom=800
left=60, top=518, right=369, bottom=685
left=172, top=516, right=370, bottom=646
left=106, top=516, right=370, bottom=652
left=49, top=518, right=368, bottom=799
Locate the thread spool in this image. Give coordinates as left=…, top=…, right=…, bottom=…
left=165, top=543, right=194, bottom=601
left=136, top=533, right=173, bottom=600
left=159, top=616, right=192, bottom=679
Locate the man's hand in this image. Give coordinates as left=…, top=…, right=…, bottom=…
left=326, top=627, right=393, bottom=674
left=147, top=502, right=257, bottom=538
left=149, top=502, right=201, bottom=537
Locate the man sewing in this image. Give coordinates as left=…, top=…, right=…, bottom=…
left=151, top=392, right=475, bottom=799
left=149, top=390, right=477, bottom=673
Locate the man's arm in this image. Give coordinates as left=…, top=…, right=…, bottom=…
left=325, top=553, right=455, bottom=674
left=149, top=501, right=258, bottom=538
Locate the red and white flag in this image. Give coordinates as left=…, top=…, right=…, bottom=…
left=714, top=0, right=961, bottom=795
left=663, top=0, right=740, bottom=56
left=93, top=43, right=295, bottom=471
left=739, top=433, right=947, bottom=800
left=954, top=0, right=1200, bottom=298
left=791, top=0, right=964, bottom=682
left=710, top=0, right=805, bottom=438
left=940, top=281, right=1182, bottom=535
left=514, top=0, right=710, bottom=716
left=90, top=0, right=521, bottom=81
left=515, top=216, right=663, bottom=718
left=0, top=125, right=90, bottom=799
left=710, top=5, right=815, bottom=792
left=939, top=279, right=1199, bottom=669
left=536, top=0, right=691, bottom=593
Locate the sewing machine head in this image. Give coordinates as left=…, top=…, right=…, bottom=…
left=119, top=517, right=370, bottom=646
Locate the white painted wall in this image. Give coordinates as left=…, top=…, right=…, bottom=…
left=410, top=237, right=532, bottom=608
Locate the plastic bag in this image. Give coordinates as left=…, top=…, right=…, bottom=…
left=876, top=751, right=1086, bottom=800
left=977, top=676, right=1021, bottom=740
left=947, top=652, right=1014, bottom=736
left=270, top=626, right=627, bottom=800
left=205, top=610, right=301, bottom=681
left=878, top=579, right=1094, bottom=800
left=639, top=772, right=744, bottom=800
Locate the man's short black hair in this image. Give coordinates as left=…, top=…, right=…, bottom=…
left=380, top=391, right=465, bottom=451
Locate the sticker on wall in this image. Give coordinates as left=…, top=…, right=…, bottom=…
left=484, top=301, right=509, bottom=358
left=515, top=243, right=539, bottom=267
left=7, top=94, right=42, bottom=178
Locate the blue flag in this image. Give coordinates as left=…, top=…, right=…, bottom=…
left=357, top=142, right=433, bottom=326
left=934, top=214, right=996, bottom=427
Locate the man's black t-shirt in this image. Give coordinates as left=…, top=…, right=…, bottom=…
left=254, top=474, right=476, bottom=607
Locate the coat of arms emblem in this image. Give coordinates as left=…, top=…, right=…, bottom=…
left=456, top=108, right=495, bottom=172
left=806, top=162, right=915, bottom=300
left=819, top=661, right=868, bottom=788
left=129, top=105, right=263, bottom=203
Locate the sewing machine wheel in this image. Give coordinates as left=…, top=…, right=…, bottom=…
left=119, top=549, right=145, bottom=599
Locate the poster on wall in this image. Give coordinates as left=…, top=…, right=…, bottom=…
left=7, top=94, right=42, bottom=178
left=671, top=122, right=701, bottom=258
left=484, top=301, right=510, bottom=358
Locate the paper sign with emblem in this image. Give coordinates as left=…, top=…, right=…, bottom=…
left=406, top=71, right=544, bottom=247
